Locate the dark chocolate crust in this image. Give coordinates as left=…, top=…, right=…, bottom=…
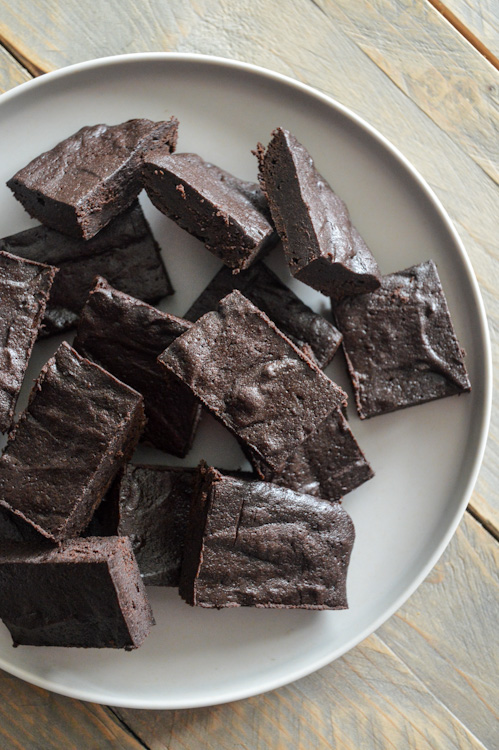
left=7, top=118, right=179, bottom=239
left=256, top=128, right=381, bottom=298
left=179, top=466, right=355, bottom=609
left=74, top=277, right=201, bottom=457
left=183, top=261, right=342, bottom=368
left=0, top=537, right=154, bottom=649
left=159, top=290, right=346, bottom=472
left=0, top=202, right=173, bottom=336
left=249, top=408, right=374, bottom=500
left=333, top=260, right=471, bottom=419
left=143, top=152, right=277, bottom=271
left=0, top=342, right=145, bottom=542
left=112, top=464, right=198, bottom=586
left=0, top=251, right=57, bottom=432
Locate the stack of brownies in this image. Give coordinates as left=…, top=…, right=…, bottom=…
left=0, top=119, right=470, bottom=649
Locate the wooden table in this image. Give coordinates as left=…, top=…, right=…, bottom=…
left=0, top=2, right=497, bottom=747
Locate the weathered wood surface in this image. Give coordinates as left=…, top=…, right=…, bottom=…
left=0, top=46, right=30, bottom=94
left=432, top=0, right=499, bottom=59
left=0, top=1, right=497, bottom=748
left=0, top=0, right=497, bottom=536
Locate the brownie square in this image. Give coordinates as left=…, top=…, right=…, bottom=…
left=159, top=290, right=346, bottom=472
left=100, top=464, right=198, bottom=586
left=143, top=151, right=277, bottom=271
left=7, top=118, right=178, bottom=239
left=0, top=537, right=154, bottom=649
left=0, top=201, right=174, bottom=336
left=0, top=342, right=145, bottom=542
left=179, top=465, right=355, bottom=609
left=74, top=277, right=201, bottom=456
left=256, top=128, right=381, bottom=299
left=248, top=408, right=374, bottom=501
left=333, top=260, right=471, bottom=419
left=184, top=261, right=342, bottom=368
left=0, top=250, right=57, bottom=432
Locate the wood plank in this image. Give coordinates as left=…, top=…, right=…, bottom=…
left=113, top=514, right=496, bottom=750
left=0, top=671, right=147, bottom=750
left=378, top=512, right=499, bottom=748
left=0, top=0, right=497, bottom=530
left=0, top=45, right=31, bottom=95
left=430, top=0, right=499, bottom=60
left=114, top=635, right=486, bottom=750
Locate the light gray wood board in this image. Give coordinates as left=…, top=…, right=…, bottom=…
left=442, top=0, right=499, bottom=56
left=111, top=514, right=496, bottom=750
left=0, top=45, right=30, bottom=94
left=0, top=670, right=147, bottom=750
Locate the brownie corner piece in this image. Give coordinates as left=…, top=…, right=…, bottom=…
left=256, top=127, right=381, bottom=298
left=179, top=467, right=355, bottom=609
left=7, top=118, right=178, bottom=239
left=0, top=250, right=57, bottom=433
left=143, top=151, right=277, bottom=271
left=333, top=259, right=471, bottom=419
left=0, top=342, right=145, bottom=542
left=159, top=289, right=346, bottom=471
left=0, top=536, right=154, bottom=649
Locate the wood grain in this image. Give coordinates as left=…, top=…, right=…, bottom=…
left=0, top=671, right=146, bottom=750
left=0, top=45, right=30, bottom=94
left=432, top=0, right=499, bottom=60
left=0, top=0, right=497, bottom=532
left=111, top=515, right=496, bottom=749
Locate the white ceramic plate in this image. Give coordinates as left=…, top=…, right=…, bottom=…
left=0, top=54, right=491, bottom=709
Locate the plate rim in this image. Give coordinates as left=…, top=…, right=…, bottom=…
left=0, top=51, right=492, bottom=709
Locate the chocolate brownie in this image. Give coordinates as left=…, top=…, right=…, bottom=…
left=333, top=260, right=471, bottom=419
left=159, top=290, right=346, bottom=471
left=74, top=278, right=201, bottom=457
left=0, top=250, right=57, bottom=432
left=0, top=202, right=174, bottom=336
left=7, top=118, right=178, bottom=239
left=248, top=408, right=373, bottom=500
left=103, top=465, right=198, bottom=586
left=256, top=128, right=381, bottom=299
left=143, top=152, right=277, bottom=271
left=0, top=342, right=145, bottom=542
left=0, top=537, right=154, bottom=649
left=184, top=261, right=342, bottom=368
left=179, top=465, right=355, bottom=609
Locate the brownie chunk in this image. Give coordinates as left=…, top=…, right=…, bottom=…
left=180, top=465, right=355, bottom=609
left=143, top=151, right=277, bottom=272
left=0, top=537, right=154, bottom=649
left=7, top=118, right=178, bottom=239
left=0, top=202, right=173, bottom=336
left=159, top=290, right=346, bottom=472
left=256, top=128, right=381, bottom=299
left=0, top=342, right=145, bottom=542
left=333, top=260, right=471, bottom=419
left=74, top=278, right=201, bottom=457
left=0, top=250, right=57, bottom=432
left=248, top=408, right=373, bottom=500
left=100, top=465, right=198, bottom=586
left=184, top=261, right=342, bottom=368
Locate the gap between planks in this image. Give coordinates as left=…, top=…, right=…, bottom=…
left=426, top=0, right=499, bottom=69
left=0, top=35, right=45, bottom=77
